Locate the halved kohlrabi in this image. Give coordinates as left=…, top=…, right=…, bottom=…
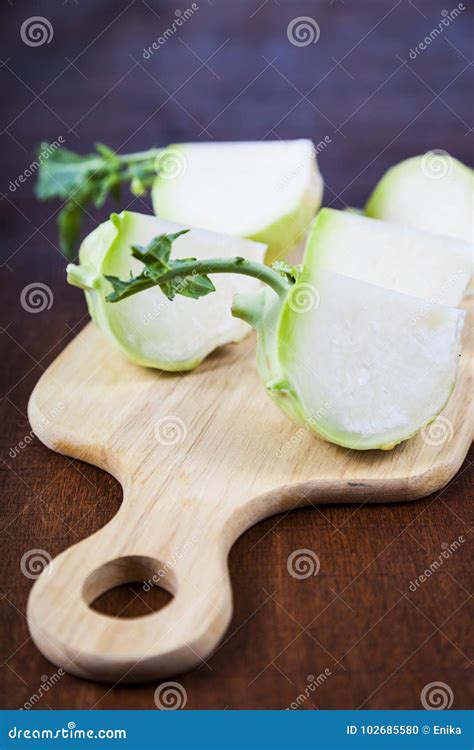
left=105, top=233, right=465, bottom=451
left=66, top=211, right=266, bottom=371
left=306, top=208, right=472, bottom=305
left=151, top=140, right=323, bottom=264
left=365, top=153, right=473, bottom=243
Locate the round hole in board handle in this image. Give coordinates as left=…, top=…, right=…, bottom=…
left=83, top=556, right=177, bottom=619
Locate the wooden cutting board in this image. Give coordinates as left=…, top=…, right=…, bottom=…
left=27, top=313, right=472, bottom=684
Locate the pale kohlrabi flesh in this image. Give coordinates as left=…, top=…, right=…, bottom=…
left=67, top=211, right=266, bottom=371
left=365, top=153, right=473, bottom=243
left=233, top=272, right=465, bottom=451
left=308, top=208, right=472, bottom=306
left=151, top=140, right=323, bottom=264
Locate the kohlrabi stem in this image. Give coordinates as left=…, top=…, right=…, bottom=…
left=108, top=257, right=290, bottom=302
left=159, top=258, right=289, bottom=297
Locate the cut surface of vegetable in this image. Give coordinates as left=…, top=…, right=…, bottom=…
left=151, top=140, right=323, bottom=264
left=365, top=153, right=473, bottom=243
left=67, top=211, right=266, bottom=371
left=103, top=233, right=465, bottom=451
left=235, top=274, right=465, bottom=451
left=308, top=208, right=472, bottom=305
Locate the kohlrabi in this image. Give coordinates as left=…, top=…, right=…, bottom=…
left=365, top=153, right=473, bottom=243
left=307, top=208, right=472, bottom=305
left=151, top=140, right=323, bottom=264
left=104, top=230, right=466, bottom=451
left=66, top=212, right=266, bottom=371
left=36, top=140, right=322, bottom=261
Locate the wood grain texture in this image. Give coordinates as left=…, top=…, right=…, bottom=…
left=26, top=310, right=472, bottom=682
left=1, top=0, right=473, bottom=710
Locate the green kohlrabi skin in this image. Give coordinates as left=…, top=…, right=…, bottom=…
left=365, top=153, right=474, bottom=243
left=232, top=288, right=309, bottom=433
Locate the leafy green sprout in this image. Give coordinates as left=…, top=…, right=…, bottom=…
left=105, top=232, right=300, bottom=304
left=35, top=142, right=165, bottom=258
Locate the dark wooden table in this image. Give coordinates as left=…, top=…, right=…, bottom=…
left=1, top=0, right=472, bottom=710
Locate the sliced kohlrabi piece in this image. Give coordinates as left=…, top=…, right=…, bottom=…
left=234, top=274, right=465, bottom=451
left=105, top=235, right=465, bottom=451
left=365, top=153, right=473, bottom=243
left=151, top=140, right=323, bottom=264
left=66, top=211, right=266, bottom=371
left=307, top=208, right=472, bottom=306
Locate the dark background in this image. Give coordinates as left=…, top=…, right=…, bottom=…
left=1, top=0, right=472, bottom=710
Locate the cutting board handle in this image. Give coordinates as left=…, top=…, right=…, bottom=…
left=27, top=479, right=234, bottom=683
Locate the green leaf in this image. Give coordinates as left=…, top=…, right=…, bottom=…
left=94, top=142, right=119, bottom=164
left=104, top=230, right=217, bottom=303
left=272, top=260, right=300, bottom=285
left=35, top=145, right=100, bottom=201
left=131, top=230, right=190, bottom=275
left=58, top=201, right=85, bottom=260
left=94, top=173, right=120, bottom=208
left=105, top=272, right=154, bottom=302
left=177, top=273, right=216, bottom=299
left=35, top=142, right=164, bottom=257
